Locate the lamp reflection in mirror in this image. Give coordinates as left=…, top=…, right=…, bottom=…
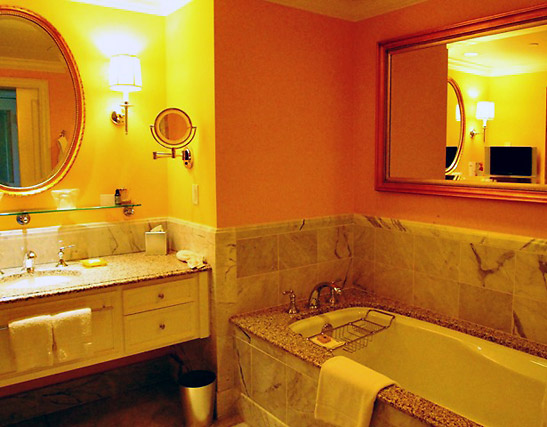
left=470, top=101, right=494, bottom=142
left=109, top=54, right=142, bottom=134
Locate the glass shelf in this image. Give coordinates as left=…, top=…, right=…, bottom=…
left=0, top=204, right=141, bottom=217
left=0, top=204, right=141, bottom=225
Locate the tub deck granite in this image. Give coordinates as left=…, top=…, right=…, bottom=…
left=0, top=252, right=211, bottom=304
left=230, top=288, right=547, bottom=427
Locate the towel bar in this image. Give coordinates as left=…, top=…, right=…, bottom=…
left=0, top=306, right=114, bottom=331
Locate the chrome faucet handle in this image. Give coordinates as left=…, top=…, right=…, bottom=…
left=56, top=245, right=74, bottom=268
left=23, top=250, right=36, bottom=273
left=282, top=289, right=300, bottom=314
left=326, top=279, right=344, bottom=306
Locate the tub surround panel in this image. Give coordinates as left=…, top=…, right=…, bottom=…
left=230, top=289, right=523, bottom=426
left=233, top=315, right=469, bottom=427
left=354, top=214, right=547, bottom=346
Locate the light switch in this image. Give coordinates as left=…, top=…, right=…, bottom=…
left=192, top=184, right=199, bottom=205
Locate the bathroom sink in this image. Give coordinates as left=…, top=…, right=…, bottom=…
left=0, top=269, right=81, bottom=291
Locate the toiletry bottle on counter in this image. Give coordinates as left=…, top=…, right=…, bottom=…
left=114, top=189, right=121, bottom=205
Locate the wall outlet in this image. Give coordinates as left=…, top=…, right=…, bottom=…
left=192, top=184, right=199, bottom=205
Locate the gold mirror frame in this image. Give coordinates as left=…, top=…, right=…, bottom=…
left=376, top=4, right=547, bottom=203
left=446, top=78, right=465, bottom=175
left=0, top=7, right=85, bottom=196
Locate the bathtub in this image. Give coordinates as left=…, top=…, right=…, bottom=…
left=290, top=307, right=547, bottom=427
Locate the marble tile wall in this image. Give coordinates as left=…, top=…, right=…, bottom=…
left=233, top=327, right=426, bottom=427
left=0, top=218, right=167, bottom=269
left=213, top=215, right=355, bottom=418
left=352, top=214, right=547, bottom=345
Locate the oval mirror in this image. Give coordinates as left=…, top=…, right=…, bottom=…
left=445, top=78, right=465, bottom=175
left=151, top=108, right=196, bottom=149
left=0, top=7, right=84, bottom=196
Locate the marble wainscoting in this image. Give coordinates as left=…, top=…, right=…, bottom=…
left=215, top=215, right=355, bottom=418
left=234, top=327, right=425, bottom=427
left=0, top=218, right=167, bottom=270
left=352, top=214, right=547, bottom=345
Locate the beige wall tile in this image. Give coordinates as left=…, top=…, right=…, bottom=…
left=514, top=252, right=547, bottom=302
left=459, top=244, right=515, bottom=294
left=375, top=229, right=413, bottom=269
left=279, top=265, right=317, bottom=303
left=286, top=368, right=330, bottom=427
left=374, top=264, right=413, bottom=303
left=237, top=235, right=278, bottom=278
left=236, top=272, right=280, bottom=313
left=354, top=224, right=375, bottom=261
left=278, top=231, right=317, bottom=270
left=235, top=337, right=252, bottom=396
left=238, top=393, right=287, bottom=427
left=413, top=272, right=459, bottom=318
left=458, top=283, right=512, bottom=332
left=353, top=257, right=374, bottom=292
left=414, top=235, right=460, bottom=280
left=316, top=258, right=352, bottom=287
left=251, top=348, right=287, bottom=422
left=513, top=296, right=547, bottom=344
left=317, top=225, right=353, bottom=262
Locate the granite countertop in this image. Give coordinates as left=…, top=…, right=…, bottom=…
left=0, top=252, right=211, bottom=304
left=230, top=288, right=547, bottom=427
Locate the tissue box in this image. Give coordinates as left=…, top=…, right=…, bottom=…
left=145, top=232, right=167, bottom=255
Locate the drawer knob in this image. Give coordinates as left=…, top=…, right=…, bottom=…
left=158, top=293, right=165, bottom=299
left=159, top=323, right=166, bottom=330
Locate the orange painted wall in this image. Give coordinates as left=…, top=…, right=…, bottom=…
left=354, top=0, right=547, bottom=238
left=389, top=45, right=447, bottom=180
left=214, top=0, right=355, bottom=228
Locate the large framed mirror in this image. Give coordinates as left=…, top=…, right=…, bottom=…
left=0, top=7, right=84, bottom=196
left=376, top=5, right=547, bottom=202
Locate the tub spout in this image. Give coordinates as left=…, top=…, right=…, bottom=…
left=307, top=280, right=343, bottom=309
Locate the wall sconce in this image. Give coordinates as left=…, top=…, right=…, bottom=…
left=470, top=101, right=494, bottom=142
left=109, top=54, right=142, bottom=134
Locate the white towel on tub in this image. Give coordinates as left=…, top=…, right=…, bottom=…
left=315, top=356, right=396, bottom=427
left=9, top=315, right=54, bottom=372
left=52, top=308, right=92, bottom=363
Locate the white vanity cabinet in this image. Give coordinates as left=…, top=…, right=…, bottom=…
left=122, top=274, right=210, bottom=354
left=0, top=271, right=209, bottom=388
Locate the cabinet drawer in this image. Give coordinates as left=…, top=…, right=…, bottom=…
left=124, top=303, right=198, bottom=353
left=123, top=277, right=197, bottom=315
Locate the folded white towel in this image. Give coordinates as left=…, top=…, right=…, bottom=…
left=9, top=315, right=54, bottom=372
left=52, top=308, right=92, bottom=363
left=176, top=250, right=206, bottom=269
left=315, top=356, right=396, bottom=427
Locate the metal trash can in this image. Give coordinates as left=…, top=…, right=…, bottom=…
left=179, top=370, right=216, bottom=427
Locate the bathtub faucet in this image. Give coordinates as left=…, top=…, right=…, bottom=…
left=307, top=280, right=343, bottom=310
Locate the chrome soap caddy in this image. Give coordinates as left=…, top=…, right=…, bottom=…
left=308, top=309, right=395, bottom=353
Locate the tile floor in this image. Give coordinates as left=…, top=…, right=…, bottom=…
left=7, top=382, right=244, bottom=427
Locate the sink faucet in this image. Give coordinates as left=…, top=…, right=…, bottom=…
left=307, top=280, right=343, bottom=309
left=23, top=251, right=36, bottom=273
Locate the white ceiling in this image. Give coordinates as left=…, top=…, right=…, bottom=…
left=448, top=25, right=547, bottom=76
left=69, top=0, right=427, bottom=21
left=263, top=0, right=428, bottom=21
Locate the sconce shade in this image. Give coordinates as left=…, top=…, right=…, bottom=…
left=109, top=54, right=142, bottom=96
left=476, top=101, right=494, bottom=121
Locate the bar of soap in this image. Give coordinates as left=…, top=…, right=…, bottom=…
left=80, top=258, right=107, bottom=268
left=317, top=334, right=331, bottom=343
